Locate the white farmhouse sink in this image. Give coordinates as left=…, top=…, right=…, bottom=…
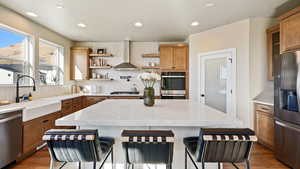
left=8, top=100, right=61, bottom=122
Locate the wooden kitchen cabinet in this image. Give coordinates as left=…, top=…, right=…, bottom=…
left=70, top=47, right=92, bottom=80
left=159, top=44, right=188, bottom=71
left=23, top=111, right=61, bottom=155
left=160, top=46, right=174, bottom=70
left=255, top=103, right=274, bottom=150
left=61, top=98, right=73, bottom=116
left=84, top=96, right=106, bottom=107
left=278, top=6, right=300, bottom=53
left=266, top=25, right=280, bottom=81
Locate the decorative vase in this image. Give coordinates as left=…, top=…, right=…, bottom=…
left=144, top=87, right=155, bottom=106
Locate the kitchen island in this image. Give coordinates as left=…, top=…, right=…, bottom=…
left=56, top=99, right=242, bottom=169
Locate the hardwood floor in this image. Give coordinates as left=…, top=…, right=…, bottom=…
left=223, top=144, right=289, bottom=169
left=7, top=144, right=289, bottom=169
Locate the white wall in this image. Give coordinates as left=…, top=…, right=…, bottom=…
left=189, top=19, right=251, bottom=127
left=249, top=17, right=276, bottom=128
left=0, top=5, right=74, bottom=102
left=189, top=18, right=275, bottom=128
left=73, top=42, right=163, bottom=94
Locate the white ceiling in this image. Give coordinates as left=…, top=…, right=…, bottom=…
left=0, top=0, right=297, bottom=42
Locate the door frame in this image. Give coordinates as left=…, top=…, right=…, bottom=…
left=198, top=48, right=237, bottom=118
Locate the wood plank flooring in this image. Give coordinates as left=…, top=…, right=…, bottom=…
left=223, top=144, right=289, bottom=169
left=7, top=144, right=289, bottom=169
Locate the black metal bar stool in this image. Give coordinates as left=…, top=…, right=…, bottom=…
left=43, top=129, right=114, bottom=169
left=183, top=128, right=257, bottom=169
left=121, top=130, right=175, bottom=169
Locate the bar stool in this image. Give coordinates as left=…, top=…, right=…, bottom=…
left=43, top=129, right=114, bottom=169
left=183, top=128, right=257, bottom=169
left=121, top=130, right=175, bottom=169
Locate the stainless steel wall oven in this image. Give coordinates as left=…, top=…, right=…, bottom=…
left=161, top=72, right=186, bottom=99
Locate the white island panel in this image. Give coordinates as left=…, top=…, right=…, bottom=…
left=56, top=100, right=243, bottom=169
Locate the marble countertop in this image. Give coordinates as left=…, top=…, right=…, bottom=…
left=253, top=88, right=274, bottom=106
left=0, top=92, right=156, bottom=122
left=56, top=99, right=242, bottom=127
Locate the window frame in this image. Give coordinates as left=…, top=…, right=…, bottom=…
left=0, top=23, right=34, bottom=86
left=38, top=38, right=64, bottom=86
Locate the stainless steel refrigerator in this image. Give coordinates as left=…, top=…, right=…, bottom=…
left=274, top=50, right=300, bottom=169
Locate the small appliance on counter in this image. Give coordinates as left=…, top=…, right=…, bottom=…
left=161, top=72, right=186, bottom=99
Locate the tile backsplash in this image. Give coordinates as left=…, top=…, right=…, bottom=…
left=76, top=69, right=160, bottom=95
left=0, top=85, right=71, bottom=102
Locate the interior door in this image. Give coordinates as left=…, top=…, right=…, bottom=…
left=200, top=50, right=235, bottom=115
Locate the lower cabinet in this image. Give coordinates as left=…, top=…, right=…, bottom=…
left=83, top=96, right=106, bottom=108
left=22, top=111, right=61, bottom=155
left=255, top=103, right=275, bottom=150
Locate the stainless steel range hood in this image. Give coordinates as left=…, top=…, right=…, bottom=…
left=114, top=40, right=138, bottom=71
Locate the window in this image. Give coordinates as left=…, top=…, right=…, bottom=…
left=39, top=39, right=64, bottom=85
left=0, top=25, right=33, bottom=85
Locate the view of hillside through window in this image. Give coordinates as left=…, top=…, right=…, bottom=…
left=39, top=40, right=64, bottom=85
left=0, top=28, right=30, bottom=85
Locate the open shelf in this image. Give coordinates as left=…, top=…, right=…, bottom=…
left=89, top=53, right=113, bottom=57
left=141, top=66, right=161, bottom=69
left=89, top=66, right=112, bottom=69
left=142, top=53, right=160, bottom=58
left=89, top=78, right=114, bottom=81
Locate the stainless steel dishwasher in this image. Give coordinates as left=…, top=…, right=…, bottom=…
left=0, top=110, right=22, bottom=168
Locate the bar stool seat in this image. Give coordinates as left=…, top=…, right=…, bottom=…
left=183, top=128, right=257, bottom=169
left=99, top=137, right=115, bottom=152
left=183, top=137, right=198, bottom=155
left=43, top=129, right=114, bottom=169
left=121, top=130, right=175, bottom=169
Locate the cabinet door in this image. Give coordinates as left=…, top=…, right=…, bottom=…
left=267, top=25, right=280, bottom=81
left=86, top=96, right=106, bottom=106
left=173, top=47, right=187, bottom=71
left=70, top=48, right=90, bottom=80
left=160, top=47, right=174, bottom=70
left=256, top=111, right=275, bottom=149
left=23, top=120, right=44, bottom=154
left=280, top=12, right=300, bottom=53
left=61, top=99, right=73, bottom=116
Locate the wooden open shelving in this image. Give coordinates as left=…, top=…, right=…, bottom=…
left=140, top=66, right=160, bottom=69
left=89, top=53, right=113, bottom=57
left=89, top=66, right=112, bottom=69
left=142, top=53, right=160, bottom=58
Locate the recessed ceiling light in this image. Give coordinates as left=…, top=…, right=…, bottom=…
left=77, top=23, right=87, bottom=28
left=57, top=5, right=64, bottom=9
left=191, top=21, right=199, bottom=27
left=205, top=3, right=215, bottom=7
left=134, top=22, right=143, bottom=27
left=26, top=12, right=38, bottom=17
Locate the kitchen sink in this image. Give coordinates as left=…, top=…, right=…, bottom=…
left=7, top=100, right=61, bottom=122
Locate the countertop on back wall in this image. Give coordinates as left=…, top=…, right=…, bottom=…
left=0, top=91, right=159, bottom=121
left=253, top=84, right=274, bottom=106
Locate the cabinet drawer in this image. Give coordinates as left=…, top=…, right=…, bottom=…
left=62, top=99, right=72, bottom=107
left=72, top=97, right=82, bottom=104
left=256, top=104, right=273, bottom=114
left=86, top=97, right=106, bottom=106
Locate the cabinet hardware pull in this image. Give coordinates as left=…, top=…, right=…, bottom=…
left=42, top=120, right=49, bottom=123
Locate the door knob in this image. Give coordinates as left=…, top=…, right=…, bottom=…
left=201, top=94, right=205, bottom=97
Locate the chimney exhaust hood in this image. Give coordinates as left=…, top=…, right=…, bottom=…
left=114, top=40, right=138, bottom=71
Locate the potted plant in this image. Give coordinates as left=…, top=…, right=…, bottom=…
left=138, top=72, right=161, bottom=106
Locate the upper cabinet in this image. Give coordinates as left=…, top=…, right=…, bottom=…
left=267, top=25, right=280, bottom=81
left=159, top=44, right=188, bottom=72
left=70, top=47, right=92, bottom=80
left=279, top=6, right=300, bottom=53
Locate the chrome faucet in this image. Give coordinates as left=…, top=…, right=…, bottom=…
left=16, top=74, right=36, bottom=103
